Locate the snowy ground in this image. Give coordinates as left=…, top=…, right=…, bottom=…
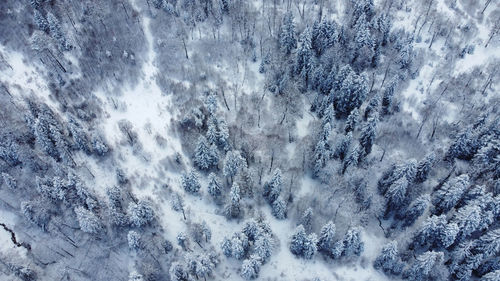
left=1, top=0, right=497, bottom=280
left=394, top=0, right=499, bottom=123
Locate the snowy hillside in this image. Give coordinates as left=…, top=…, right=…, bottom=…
left=0, top=0, right=499, bottom=281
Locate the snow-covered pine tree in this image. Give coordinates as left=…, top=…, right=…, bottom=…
left=240, top=255, right=262, bottom=280
left=231, top=233, right=249, bottom=260
left=182, top=170, right=201, bottom=194
left=353, top=13, right=373, bottom=50
left=0, top=141, right=21, bottom=167
left=333, top=132, right=352, bottom=161
left=341, top=227, right=364, bottom=257
left=364, top=93, right=380, bottom=120
left=223, top=150, right=245, bottom=182
left=333, top=68, right=368, bottom=118
left=359, top=114, right=378, bottom=156
left=404, top=251, right=444, bottom=281
left=302, top=233, right=318, bottom=259
left=413, top=214, right=457, bottom=248
left=290, top=224, right=307, bottom=257
left=46, top=12, right=71, bottom=51
left=382, top=80, right=397, bottom=116
left=452, top=204, right=482, bottom=242
left=221, top=237, right=233, bottom=257
left=345, top=108, right=360, bottom=133
left=445, top=127, right=484, bottom=161
left=374, top=241, right=404, bottom=276
left=432, top=174, right=470, bottom=214
left=217, top=119, right=230, bottom=151
left=127, top=230, right=141, bottom=250
left=342, top=145, right=360, bottom=174
left=299, top=207, right=314, bottom=232
left=194, top=135, right=217, bottom=170
left=33, top=10, right=49, bottom=33
left=263, top=169, right=282, bottom=203
left=318, top=221, right=336, bottom=255
left=415, top=152, right=436, bottom=183
left=225, top=182, right=241, bottom=219
left=127, top=200, right=155, bottom=227
left=481, top=270, right=500, bottom=281
left=207, top=172, right=222, bottom=200
left=206, top=117, right=218, bottom=145
left=271, top=196, right=287, bottom=220
left=169, top=262, right=189, bottom=281
left=254, top=234, right=273, bottom=263
left=385, top=176, right=409, bottom=215
left=91, top=134, right=109, bottom=156
left=295, top=28, right=313, bottom=89
left=280, top=12, right=297, bottom=55
left=311, top=20, right=337, bottom=56
left=313, top=139, right=328, bottom=177
left=75, top=206, right=101, bottom=234
left=400, top=194, right=429, bottom=227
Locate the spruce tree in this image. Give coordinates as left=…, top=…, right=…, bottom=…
left=280, top=12, right=297, bottom=55
left=432, top=174, right=470, bottom=214
left=400, top=194, right=429, bottom=227
left=382, top=80, right=397, bottom=116
left=341, top=227, right=364, bottom=257
left=223, top=151, right=245, bottom=182
left=194, top=136, right=215, bottom=170
left=254, top=234, right=273, bottom=263
left=374, top=241, right=404, bottom=276
left=33, top=10, right=49, bottom=33
left=333, top=132, right=352, bottom=161
left=263, top=169, right=282, bottom=203
left=359, top=114, right=378, bottom=156
left=318, top=221, right=336, bottom=255
left=127, top=201, right=155, bottom=227
left=404, top=251, right=444, bottom=281
left=345, top=109, right=360, bottom=133
left=295, top=28, right=313, bottom=89
left=225, top=182, right=241, bottom=219
left=207, top=173, right=222, bottom=200
left=271, top=196, right=287, bottom=220
left=385, top=176, right=409, bottom=215
left=364, top=93, right=380, bottom=120
left=182, top=170, right=202, bottom=194
left=333, top=69, right=368, bottom=118
left=75, top=206, right=101, bottom=234
left=452, top=204, right=482, bottom=242
left=299, top=207, right=314, bottom=232
left=415, top=152, right=436, bottom=183
left=240, top=255, right=262, bottom=280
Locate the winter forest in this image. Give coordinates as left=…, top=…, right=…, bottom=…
left=0, top=0, right=499, bottom=280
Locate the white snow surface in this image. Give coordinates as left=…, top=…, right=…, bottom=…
left=3, top=0, right=497, bottom=280
left=89, top=5, right=391, bottom=280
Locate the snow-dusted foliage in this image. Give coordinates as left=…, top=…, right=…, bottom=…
left=182, top=170, right=202, bottom=194
left=74, top=206, right=101, bottom=234
left=127, top=200, right=155, bottom=227
left=1, top=0, right=498, bottom=279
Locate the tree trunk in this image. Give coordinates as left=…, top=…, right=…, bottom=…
left=481, top=0, right=492, bottom=14
left=221, top=88, right=230, bottom=111
left=182, top=38, right=189, bottom=59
